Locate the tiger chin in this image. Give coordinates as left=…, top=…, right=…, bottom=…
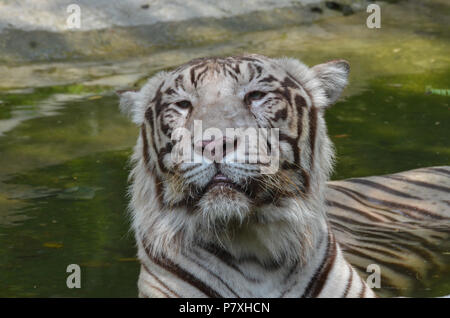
left=119, top=54, right=376, bottom=298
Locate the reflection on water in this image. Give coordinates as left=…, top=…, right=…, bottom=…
left=0, top=150, right=139, bottom=297
left=0, top=0, right=449, bottom=297
left=0, top=96, right=140, bottom=297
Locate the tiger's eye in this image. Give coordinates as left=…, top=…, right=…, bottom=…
left=245, top=91, right=267, bottom=104
left=175, top=100, right=192, bottom=108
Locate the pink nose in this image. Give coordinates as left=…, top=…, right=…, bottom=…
left=194, top=137, right=238, bottom=161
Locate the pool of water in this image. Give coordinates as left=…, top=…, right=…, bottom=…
left=0, top=1, right=449, bottom=297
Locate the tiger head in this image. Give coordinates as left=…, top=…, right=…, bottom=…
left=120, top=54, right=349, bottom=262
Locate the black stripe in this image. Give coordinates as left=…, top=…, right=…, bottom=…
left=301, top=231, right=336, bottom=297
left=342, top=264, right=353, bottom=297
left=327, top=199, right=395, bottom=222
left=190, top=64, right=206, bottom=88
left=248, top=63, right=256, bottom=81
left=141, top=125, right=150, bottom=167
left=308, top=107, right=317, bottom=169
left=174, top=74, right=184, bottom=90
left=200, top=245, right=261, bottom=283
left=258, top=75, right=278, bottom=84
left=329, top=184, right=444, bottom=220
left=341, top=244, right=419, bottom=276
left=141, top=263, right=179, bottom=297
left=280, top=234, right=327, bottom=297
left=144, top=105, right=166, bottom=175
left=196, top=67, right=209, bottom=82
left=329, top=219, right=409, bottom=248
left=345, top=178, right=422, bottom=200
left=358, top=276, right=367, bottom=297
left=330, top=215, right=441, bottom=251
left=278, top=262, right=301, bottom=297
left=143, top=242, right=223, bottom=298
left=345, top=242, right=400, bottom=259
left=182, top=252, right=240, bottom=297
left=148, top=284, right=171, bottom=297
left=429, top=167, right=450, bottom=176
left=383, top=175, right=450, bottom=194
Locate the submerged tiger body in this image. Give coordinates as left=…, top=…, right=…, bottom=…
left=119, top=54, right=449, bottom=298
left=328, top=166, right=450, bottom=296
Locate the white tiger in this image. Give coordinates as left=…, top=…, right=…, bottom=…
left=119, top=54, right=449, bottom=297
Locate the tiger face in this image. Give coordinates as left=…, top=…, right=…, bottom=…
left=121, top=54, right=349, bottom=256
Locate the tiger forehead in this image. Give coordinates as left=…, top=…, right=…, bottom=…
left=173, top=55, right=269, bottom=74
left=155, top=55, right=312, bottom=109
left=171, top=55, right=283, bottom=89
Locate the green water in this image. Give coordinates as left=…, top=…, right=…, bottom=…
left=0, top=1, right=449, bottom=297
left=329, top=71, right=450, bottom=180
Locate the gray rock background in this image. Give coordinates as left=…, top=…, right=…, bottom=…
left=0, top=0, right=367, bottom=63
left=1, top=0, right=328, bottom=32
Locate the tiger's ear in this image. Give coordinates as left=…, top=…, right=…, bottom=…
left=311, top=60, right=349, bottom=105
left=117, top=89, right=143, bottom=125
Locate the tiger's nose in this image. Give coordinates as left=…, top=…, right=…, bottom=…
left=194, top=136, right=238, bottom=162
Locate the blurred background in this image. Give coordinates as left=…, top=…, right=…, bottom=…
left=0, top=0, right=448, bottom=297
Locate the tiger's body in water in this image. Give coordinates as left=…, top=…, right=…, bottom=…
left=119, top=54, right=449, bottom=298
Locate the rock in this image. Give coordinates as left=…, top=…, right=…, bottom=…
left=342, top=5, right=354, bottom=16
left=325, top=1, right=342, bottom=11
left=325, top=1, right=354, bottom=15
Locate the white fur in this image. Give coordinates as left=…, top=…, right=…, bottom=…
left=120, top=55, right=372, bottom=297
